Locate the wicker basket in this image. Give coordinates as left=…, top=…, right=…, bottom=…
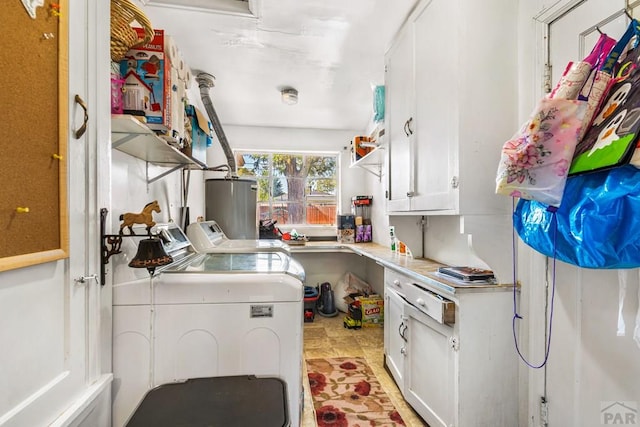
left=110, top=0, right=154, bottom=62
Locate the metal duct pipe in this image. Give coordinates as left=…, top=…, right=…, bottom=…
left=195, top=72, right=237, bottom=177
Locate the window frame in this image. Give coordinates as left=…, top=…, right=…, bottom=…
left=234, top=149, right=342, bottom=231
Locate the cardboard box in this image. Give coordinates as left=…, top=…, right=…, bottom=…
left=337, top=214, right=356, bottom=243
left=355, top=224, right=372, bottom=243
left=356, top=295, right=384, bottom=326
left=120, top=28, right=172, bottom=133
left=166, top=35, right=189, bottom=141
left=184, top=105, right=212, bottom=164
left=337, top=214, right=355, bottom=230
left=352, top=136, right=374, bottom=161
left=337, top=228, right=355, bottom=244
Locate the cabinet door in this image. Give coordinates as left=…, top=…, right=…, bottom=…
left=404, top=303, right=455, bottom=427
left=385, top=24, right=413, bottom=212
left=411, top=0, right=458, bottom=212
left=384, top=287, right=407, bottom=390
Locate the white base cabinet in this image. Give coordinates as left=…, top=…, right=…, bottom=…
left=383, top=268, right=517, bottom=426
left=383, top=287, right=408, bottom=389
left=404, top=302, right=455, bottom=427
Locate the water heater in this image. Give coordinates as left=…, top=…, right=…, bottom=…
left=205, top=178, right=258, bottom=239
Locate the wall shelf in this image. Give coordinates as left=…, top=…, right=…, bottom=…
left=111, top=114, right=206, bottom=183
left=349, top=145, right=386, bottom=180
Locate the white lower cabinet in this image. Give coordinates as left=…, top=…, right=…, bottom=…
left=384, top=288, right=408, bottom=389
left=383, top=268, right=517, bottom=426
left=404, top=303, right=454, bottom=427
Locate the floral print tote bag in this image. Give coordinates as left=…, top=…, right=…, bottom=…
left=495, top=29, right=628, bottom=206
left=495, top=98, right=587, bottom=206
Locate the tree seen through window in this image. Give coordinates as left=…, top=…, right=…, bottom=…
left=235, top=151, right=338, bottom=226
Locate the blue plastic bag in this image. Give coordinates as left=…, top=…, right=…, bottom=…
left=514, top=165, right=640, bottom=269
left=373, top=85, right=385, bottom=123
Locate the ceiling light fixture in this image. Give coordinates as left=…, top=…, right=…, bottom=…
left=281, top=88, right=298, bottom=105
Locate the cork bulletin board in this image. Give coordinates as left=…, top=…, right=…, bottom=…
left=0, top=0, right=69, bottom=272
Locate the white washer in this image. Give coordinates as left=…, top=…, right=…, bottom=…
left=112, top=224, right=304, bottom=427
left=187, top=219, right=291, bottom=254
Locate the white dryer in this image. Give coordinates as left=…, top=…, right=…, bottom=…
left=112, top=223, right=303, bottom=427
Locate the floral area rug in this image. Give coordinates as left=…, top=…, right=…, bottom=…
left=306, top=357, right=405, bottom=426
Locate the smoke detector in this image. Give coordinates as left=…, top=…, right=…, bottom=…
left=281, top=88, right=298, bottom=105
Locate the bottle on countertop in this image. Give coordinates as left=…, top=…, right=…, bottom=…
left=389, top=226, right=396, bottom=252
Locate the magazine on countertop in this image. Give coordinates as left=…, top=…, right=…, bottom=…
left=437, top=266, right=495, bottom=282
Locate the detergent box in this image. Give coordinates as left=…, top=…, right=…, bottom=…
left=356, top=294, right=384, bottom=326
left=120, top=28, right=172, bottom=133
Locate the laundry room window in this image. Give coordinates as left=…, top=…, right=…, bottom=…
left=235, top=151, right=338, bottom=226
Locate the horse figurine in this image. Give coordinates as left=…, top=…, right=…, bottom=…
left=119, top=200, right=161, bottom=235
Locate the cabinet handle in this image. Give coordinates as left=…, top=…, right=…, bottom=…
left=403, top=120, right=409, bottom=136
left=74, top=94, right=89, bottom=139
left=400, top=346, right=407, bottom=356
left=399, top=322, right=408, bottom=342
left=449, top=336, right=459, bottom=351
left=406, top=117, right=414, bottom=135
left=74, top=274, right=98, bottom=285
left=393, top=279, right=401, bottom=288
left=451, top=176, right=459, bottom=189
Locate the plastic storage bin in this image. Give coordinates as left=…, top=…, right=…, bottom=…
left=303, top=286, right=319, bottom=322
left=126, top=376, right=289, bottom=427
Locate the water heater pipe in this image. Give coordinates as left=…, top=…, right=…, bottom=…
left=195, top=72, right=237, bottom=177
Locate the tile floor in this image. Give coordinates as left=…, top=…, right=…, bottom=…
left=301, top=313, right=427, bottom=427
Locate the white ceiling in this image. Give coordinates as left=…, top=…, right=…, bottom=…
left=139, top=0, right=417, bottom=131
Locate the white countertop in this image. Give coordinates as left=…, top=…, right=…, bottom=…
left=290, top=241, right=514, bottom=295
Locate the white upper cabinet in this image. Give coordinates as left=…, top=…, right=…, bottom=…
left=385, top=23, right=413, bottom=212
left=385, top=0, right=516, bottom=215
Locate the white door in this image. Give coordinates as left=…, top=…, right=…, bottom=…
left=411, top=0, right=458, bottom=212
left=0, top=1, right=111, bottom=425
left=403, top=303, right=455, bottom=427
left=385, top=23, right=413, bottom=212
left=384, top=287, right=407, bottom=390
left=541, top=3, right=627, bottom=427
left=549, top=0, right=627, bottom=90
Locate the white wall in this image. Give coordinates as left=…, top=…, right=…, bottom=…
left=108, top=150, right=206, bottom=284
left=516, top=2, right=640, bottom=427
